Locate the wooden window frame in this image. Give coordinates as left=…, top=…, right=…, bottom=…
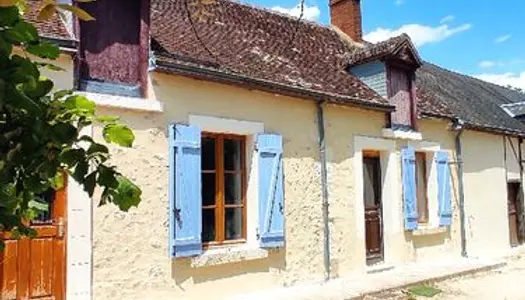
left=363, top=150, right=380, bottom=158
left=415, top=152, right=428, bottom=223
left=201, top=132, right=247, bottom=247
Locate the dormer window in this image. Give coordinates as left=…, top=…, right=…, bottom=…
left=387, top=65, right=416, bottom=130
left=348, top=34, right=422, bottom=132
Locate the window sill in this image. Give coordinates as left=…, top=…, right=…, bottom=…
left=190, top=246, right=269, bottom=268
left=382, top=128, right=422, bottom=141
left=78, top=91, right=164, bottom=113
left=412, top=225, right=448, bottom=236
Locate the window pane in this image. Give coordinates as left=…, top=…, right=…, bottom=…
left=224, top=138, right=242, bottom=171
left=363, top=158, right=380, bottom=207
left=225, top=208, right=242, bottom=240
left=202, top=173, right=215, bottom=206
left=202, top=137, right=215, bottom=171
left=225, top=173, right=242, bottom=205
left=202, top=209, right=216, bottom=242
left=416, top=153, right=428, bottom=222
left=31, top=190, right=54, bottom=225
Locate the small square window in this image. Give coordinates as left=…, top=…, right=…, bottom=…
left=201, top=133, right=246, bottom=246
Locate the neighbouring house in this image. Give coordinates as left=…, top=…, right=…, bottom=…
left=2, top=0, right=525, bottom=300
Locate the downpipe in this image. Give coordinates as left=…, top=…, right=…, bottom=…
left=452, top=119, right=467, bottom=257
left=316, top=100, right=331, bottom=281
left=519, top=138, right=524, bottom=243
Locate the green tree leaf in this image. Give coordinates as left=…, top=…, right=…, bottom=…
left=103, top=124, right=135, bottom=147
left=26, top=40, right=60, bottom=59
left=0, top=1, right=142, bottom=249
left=24, top=78, right=54, bottom=99
left=64, top=94, right=96, bottom=115
left=49, top=171, right=64, bottom=189
left=37, top=3, right=56, bottom=21
left=50, top=122, right=77, bottom=144
left=59, top=148, right=85, bottom=168
left=112, top=176, right=141, bottom=212
left=87, top=143, right=109, bottom=156
left=53, top=89, right=73, bottom=100
left=83, top=171, right=97, bottom=197
left=28, top=198, right=49, bottom=212
left=4, top=21, right=38, bottom=44
left=0, top=36, right=13, bottom=56
left=0, top=6, right=20, bottom=26
left=97, top=165, right=118, bottom=188
left=95, top=115, right=120, bottom=123
left=10, top=55, right=40, bottom=84
left=72, top=160, right=89, bottom=183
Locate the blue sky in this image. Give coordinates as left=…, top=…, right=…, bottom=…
left=247, top=0, right=525, bottom=89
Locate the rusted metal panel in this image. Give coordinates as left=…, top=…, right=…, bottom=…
left=387, top=66, right=414, bottom=128
left=78, top=0, right=150, bottom=96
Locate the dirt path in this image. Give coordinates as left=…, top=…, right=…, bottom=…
left=365, top=254, right=525, bottom=300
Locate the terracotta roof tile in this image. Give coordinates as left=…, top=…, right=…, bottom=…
left=26, top=0, right=71, bottom=40
left=151, top=0, right=390, bottom=108
left=416, top=87, right=455, bottom=119
left=348, top=34, right=421, bottom=66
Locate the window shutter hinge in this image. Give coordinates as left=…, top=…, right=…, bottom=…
left=256, top=228, right=260, bottom=240
left=174, top=208, right=181, bottom=222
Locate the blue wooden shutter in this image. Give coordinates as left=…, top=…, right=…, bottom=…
left=169, top=124, right=202, bottom=258
left=436, top=151, right=452, bottom=227
left=401, top=146, right=418, bottom=230
left=257, top=134, right=285, bottom=248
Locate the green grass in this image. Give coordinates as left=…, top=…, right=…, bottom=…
left=407, top=284, right=442, bottom=298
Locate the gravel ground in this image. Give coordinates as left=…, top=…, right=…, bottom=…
left=364, top=254, right=525, bottom=300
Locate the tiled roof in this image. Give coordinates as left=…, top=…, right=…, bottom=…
left=28, top=0, right=525, bottom=136
left=417, top=63, right=525, bottom=136
left=150, top=0, right=391, bottom=109
left=347, top=34, right=422, bottom=67
left=416, top=87, right=454, bottom=119
left=26, top=0, right=71, bottom=40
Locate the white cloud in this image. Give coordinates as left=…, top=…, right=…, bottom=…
left=478, top=59, right=524, bottom=68
left=479, top=60, right=498, bottom=68
left=475, top=72, right=525, bottom=90
left=271, top=4, right=321, bottom=21
left=395, top=0, right=405, bottom=5
left=495, top=34, right=511, bottom=43
left=364, top=23, right=472, bottom=47
left=440, top=15, right=455, bottom=24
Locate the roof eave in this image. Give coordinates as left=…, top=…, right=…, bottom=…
left=41, top=36, right=78, bottom=54
left=155, top=59, right=395, bottom=113
left=419, top=112, right=455, bottom=121
left=463, top=123, right=525, bottom=138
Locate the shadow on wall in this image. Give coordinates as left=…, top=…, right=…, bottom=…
left=406, top=230, right=449, bottom=249
left=170, top=250, right=286, bottom=285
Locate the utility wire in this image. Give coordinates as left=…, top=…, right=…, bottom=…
left=183, top=0, right=226, bottom=68
left=183, top=0, right=306, bottom=76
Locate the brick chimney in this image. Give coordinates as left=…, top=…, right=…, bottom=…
left=329, top=0, right=363, bottom=42
left=76, top=0, right=151, bottom=97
